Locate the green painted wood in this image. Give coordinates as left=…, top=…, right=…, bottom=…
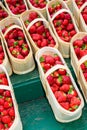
left=10, top=68, right=45, bottom=103
left=19, top=97, right=87, bottom=130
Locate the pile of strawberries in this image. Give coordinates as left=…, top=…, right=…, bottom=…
left=6, top=0, right=26, bottom=15
left=24, top=11, right=39, bottom=27
left=0, top=89, right=15, bottom=129
left=53, top=12, right=77, bottom=42
left=75, top=0, right=87, bottom=8
left=0, top=71, right=15, bottom=129
left=81, top=6, right=87, bottom=24
left=48, top=2, right=62, bottom=17
left=5, top=28, right=30, bottom=59
left=81, top=61, right=87, bottom=81
left=0, top=40, right=4, bottom=64
left=40, top=54, right=63, bottom=73
left=29, top=0, right=47, bottom=9
left=0, top=72, right=8, bottom=86
left=0, top=6, right=8, bottom=21
left=29, top=21, right=56, bottom=48
left=73, top=35, right=87, bottom=59
left=47, top=68, right=81, bottom=111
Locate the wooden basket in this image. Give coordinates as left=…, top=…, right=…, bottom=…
left=44, top=64, right=84, bottom=122
left=20, top=9, right=45, bottom=33
left=46, top=0, right=68, bottom=27
left=26, top=18, right=58, bottom=53
left=0, top=85, right=22, bottom=130
left=3, top=24, right=35, bottom=74
left=4, top=0, right=28, bottom=17
left=51, top=9, right=79, bottom=58
left=79, top=2, right=87, bottom=32
left=72, top=0, right=86, bottom=24
left=64, top=0, right=73, bottom=11
left=35, top=47, right=67, bottom=92
left=0, top=34, right=12, bottom=76
left=78, top=55, right=87, bottom=102
left=0, top=16, right=23, bottom=33
left=26, top=0, right=49, bottom=18
left=0, top=1, right=9, bottom=21
left=70, top=32, right=87, bottom=77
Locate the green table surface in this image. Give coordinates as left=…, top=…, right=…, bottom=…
left=11, top=58, right=86, bottom=130
left=19, top=97, right=87, bottom=130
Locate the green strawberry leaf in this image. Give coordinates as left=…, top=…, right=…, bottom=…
left=52, top=4, right=56, bottom=8
left=56, top=21, right=61, bottom=26
left=0, top=95, right=3, bottom=98
left=84, top=61, right=87, bottom=67
left=14, top=41, right=18, bottom=46
left=82, top=44, right=86, bottom=50
left=73, top=105, right=79, bottom=109
left=4, top=124, right=8, bottom=128
left=54, top=53, right=58, bottom=57
left=58, top=75, right=62, bottom=83
left=40, top=57, right=45, bottom=63
left=68, top=86, right=73, bottom=94
left=25, top=20, right=29, bottom=24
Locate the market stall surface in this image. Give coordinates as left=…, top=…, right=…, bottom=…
left=10, top=59, right=87, bottom=130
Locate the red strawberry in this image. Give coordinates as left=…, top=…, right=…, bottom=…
left=70, top=96, right=81, bottom=110
left=37, top=25, right=45, bottom=34
left=29, top=12, right=38, bottom=22
left=45, top=55, right=55, bottom=65
left=1, top=115, right=11, bottom=124
left=47, top=75, right=54, bottom=85
left=60, top=102, right=70, bottom=110
left=51, top=83, right=59, bottom=93
left=29, top=25, right=36, bottom=34
left=60, top=84, right=70, bottom=93
left=62, top=75, right=71, bottom=84
left=58, top=69, right=66, bottom=75
left=31, top=34, right=41, bottom=41
left=55, top=91, right=66, bottom=103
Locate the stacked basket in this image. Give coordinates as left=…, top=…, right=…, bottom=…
left=0, top=16, right=35, bottom=74
left=0, top=65, right=22, bottom=130
left=36, top=47, right=84, bottom=123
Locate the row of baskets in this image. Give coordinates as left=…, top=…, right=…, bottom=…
left=0, top=65, right=22, bottom=129
left=0, top=0, right=72, bottom=18
left=0, top=0, right=87, bottom=124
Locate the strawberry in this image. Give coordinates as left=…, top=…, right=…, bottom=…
left=51, top=83, right=59, bottom=93
left=8, top=108, right=15, bottom=117
left=0, top=123, right=4, bottom=129
left=60, top=102, right=70, bottom=110
left=60, top=84, right=70, bottom=93
left=29, top=25, right=36, bottom=34
left=70, top=96, right=81, bottom=110
left=62, top=75, right=71, bottom=84
left=29, top=11, right=38, bottom=22
left=83, top=72, right=87, bottom=81
left=31, top=34, right=41, bottom=41
left=55, top=91, right=67, bottom=103
left=37, top=25, right=45, bottom=35
left=58, top=69, right=66, bottom=75
left=47, top=75, right=54, bottom=85
left=1, top=115, right=11, bottom=124
left=45, top=55, right=55, bottom=65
